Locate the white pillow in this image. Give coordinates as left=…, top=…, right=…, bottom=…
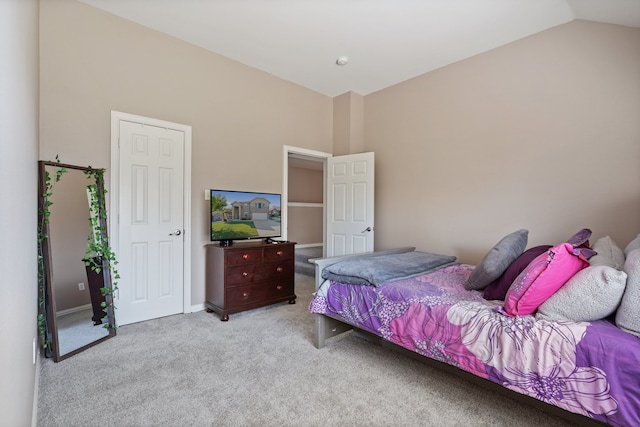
left=624, top=233, right=640, bottom=257
left=537, top=265, right=626, bottom=322
left=590, top=236, right=625, bottom=270
left=616, top=248, right=640, bottom=338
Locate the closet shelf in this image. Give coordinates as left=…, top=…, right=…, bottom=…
left=288, top=202, right=323, bottom=208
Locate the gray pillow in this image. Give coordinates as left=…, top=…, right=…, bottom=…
left=537, top=266, right=627, bottom=322
left=624, top=233, right=640, bottom=257
left=590, top=236, right=625, bottom=270
left=616, top=248, right=640, bottom=338
left=464, top=229, right=528, bottom=291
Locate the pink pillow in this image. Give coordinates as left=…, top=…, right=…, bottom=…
left=503, top=243, right=589, bottom=316
left=483, top=245, right=552, bottom=300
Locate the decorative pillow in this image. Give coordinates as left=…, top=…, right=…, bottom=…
left=564, top=228, right=597, bottom=259
left=464, top=229, right=528, bottom=291
left=590, top=236, right=625, bottom=270
left=483, top=245, right=551, bottom=300
left=566, top=228, right=592, bottom=248
left=616, top=248, right=640, bottom=338
left=537, top=266, right=627, bottom=322
left=624, top=233, right=640, bottom=257
left=503, top=243, right=590, bottom=316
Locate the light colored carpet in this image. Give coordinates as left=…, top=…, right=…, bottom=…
left=37, top=274, right=574, bottom=427
left=56, top=308, right=109, bottom=356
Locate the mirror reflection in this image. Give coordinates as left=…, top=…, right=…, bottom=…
left=39, top=162, right=115, bottom=362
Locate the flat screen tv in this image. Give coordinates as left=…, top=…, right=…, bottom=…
left=210, top=189, right=282, bottom=246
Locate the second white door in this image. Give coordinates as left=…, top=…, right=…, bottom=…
left=116, top=120, right=185, bottom=325
left=326, top=152, right=375, bottom=257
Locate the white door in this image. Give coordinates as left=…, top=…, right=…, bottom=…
left=116, top=120, right=185, bottom=325
left=326, top=152, right=375, bottom=257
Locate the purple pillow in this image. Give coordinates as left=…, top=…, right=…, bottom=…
left=483, top=245, right=551, bottom=300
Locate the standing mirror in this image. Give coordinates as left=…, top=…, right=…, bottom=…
left=38, top=161, right=116, bottom=362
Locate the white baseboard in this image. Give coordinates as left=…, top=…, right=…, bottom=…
left=190, top=303, right=205, bottom=313
left=295, top=243, right=323, bottom=249
left=56, top=303, right=91, bottom=317
left=31, top=349, right=41, bottom=427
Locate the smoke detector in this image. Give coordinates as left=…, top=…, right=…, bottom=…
left=336, top=56, right=349, bottom=66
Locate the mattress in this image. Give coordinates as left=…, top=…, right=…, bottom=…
left=309, top=263, right=640, bottom=427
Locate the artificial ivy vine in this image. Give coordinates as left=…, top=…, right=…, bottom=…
left=83, top=167, right=119, bottom=330
left=37, top=157, right=67, bottom=351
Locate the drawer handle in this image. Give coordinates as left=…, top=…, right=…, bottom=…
left=276, top=250, right=283, bottom=256
left=276, top=267, right=283, bottom=273
left=242, top=254, right=249, bottom=260
left=276, top=285, right=283, bottom=291
left=242, top=272, right=249, bottom=277
left=242, top=292, right=248, bottom=297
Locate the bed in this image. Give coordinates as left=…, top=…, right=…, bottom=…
left=308, top=233, right=640, bottom=427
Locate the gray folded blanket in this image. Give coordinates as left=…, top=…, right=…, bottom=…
left=321, top=251, right=456, bottom=287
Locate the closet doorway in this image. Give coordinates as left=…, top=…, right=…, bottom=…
left=283, top=146, right=329, bottom=276
left=283, top=146, right=375, bottom=274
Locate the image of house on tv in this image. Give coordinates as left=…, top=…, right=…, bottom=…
left=211, top=190, right=280, bottom=222
left=211, top=197, right=280, bottom=222
left=210, top=191, right=281, bottom=241
left=230, top=197, right=273, bottom=220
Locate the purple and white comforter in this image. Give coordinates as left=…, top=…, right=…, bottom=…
left=309, top=263, right=640, bottom=427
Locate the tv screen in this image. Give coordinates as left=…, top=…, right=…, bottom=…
left=210, top=189, right=281, bottom=246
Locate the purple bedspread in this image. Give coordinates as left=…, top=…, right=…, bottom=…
left=309, top=263, right=640, bottom=427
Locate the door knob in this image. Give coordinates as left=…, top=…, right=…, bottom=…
left=361, top=227, right=372, bottom=233
left=169, top=229, right=182, bottom=236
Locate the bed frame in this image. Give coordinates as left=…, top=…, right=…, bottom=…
left=310, top=248, right=608, bottom=427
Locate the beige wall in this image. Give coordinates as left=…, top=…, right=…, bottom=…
left=48, top=167, right=94, bottom=311
left=38, top=3, right=640, bottom=297
left=333, top=92, right=365, bottom=155
left=39, top=0, right=333, bottom=306
left=288, top=207, right=324, bottom=245
left=0, top=0, right=40, bottom=425
left=288, top=166, right=324, bottom=202
left=288, top=166, right=323, bottom=245
left=365, top=20, right=640, bottom=263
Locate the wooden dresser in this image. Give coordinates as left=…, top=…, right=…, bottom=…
left=204, top=241, right=296, bottom=321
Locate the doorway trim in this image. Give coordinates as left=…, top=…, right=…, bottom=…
left=282, top=146, right=331, bottom=246
left=110, top=111, right=192, bottom=315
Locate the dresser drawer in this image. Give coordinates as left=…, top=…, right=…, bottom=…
left=225, top=248, right=263, bottom=265
left=227, top=281, right=295, bottom=306
left=225, top=264, right=258, bottom=285
left=264, top=245, right=294, bottom=262
left=226, top=261, right=293, bottom=286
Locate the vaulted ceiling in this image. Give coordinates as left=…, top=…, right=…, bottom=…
left=79, top=0, right=640, bottom=97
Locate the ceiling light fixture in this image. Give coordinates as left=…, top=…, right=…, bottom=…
left=336, top=56, right=349, bottom=66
